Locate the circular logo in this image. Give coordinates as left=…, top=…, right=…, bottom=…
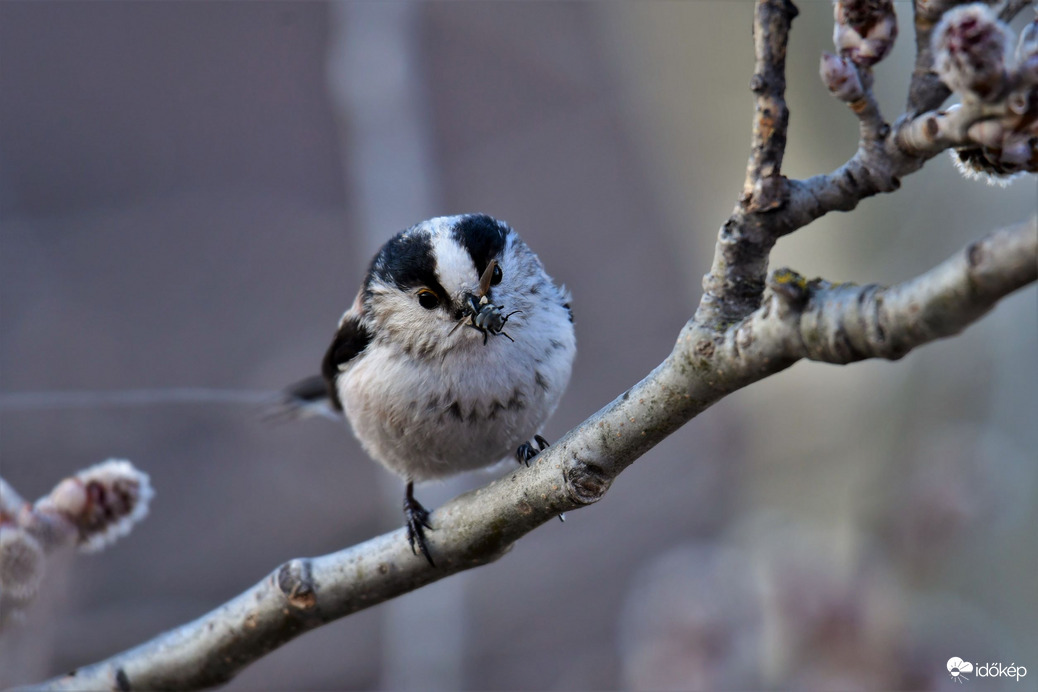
left=948, top=657, right=974, bottom=681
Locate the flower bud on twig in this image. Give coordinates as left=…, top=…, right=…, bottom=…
left=834, top=0, right=898, bottom=67
left=820, top=51, right=866, bottom=102
left=949, top=15, right=1038, bottom=186
left=932, top=4, right=1011, bottom=100
left=0, top=526, right=45, bottom=605
left=34, top=459, right=154, bottom=553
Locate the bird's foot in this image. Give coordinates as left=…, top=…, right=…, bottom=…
left=515, top=436, right=566, bottom=522
left=515, top=434, right=550, bottom=467
left=404, top=482, right=434, bottom=566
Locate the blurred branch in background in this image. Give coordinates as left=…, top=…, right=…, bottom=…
left=0, top=389, right=275, bottom=412
left=28, top=0, right=1037, bottom=688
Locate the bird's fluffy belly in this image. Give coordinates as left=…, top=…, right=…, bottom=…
left=339, top=342, right=565, bottom=481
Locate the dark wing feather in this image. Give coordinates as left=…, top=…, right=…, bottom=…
left=320, top=312, right=373, bottom=410
left=273, top=373, right=340, bottom=422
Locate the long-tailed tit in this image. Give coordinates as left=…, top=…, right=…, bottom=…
left=286, top=214, right=575, bottom=564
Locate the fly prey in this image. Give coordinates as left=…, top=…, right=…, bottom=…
left=449, top=259, right=521, bottom=344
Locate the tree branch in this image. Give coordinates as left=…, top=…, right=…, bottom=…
left=34, top=215, right=1036, bottom=692
left=907, top=1, right=952, bottom=115
left=1000, top=0, right=1036, bottom=23
left=744, top=0, right=797, bottom=206
left=736, top=215, right=1038, bottom=365
left=696, top=0, right=798, bottom=329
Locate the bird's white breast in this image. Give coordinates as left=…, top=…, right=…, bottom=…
left=338, top=309, right=575, bottom=482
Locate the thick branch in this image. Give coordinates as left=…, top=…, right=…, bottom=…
left=34, top=218, right=1036, bottom=692
left=735, top=215, right=1038, bottom=364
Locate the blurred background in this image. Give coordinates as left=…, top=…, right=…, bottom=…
left=1, top=2, right=1035, bottom=689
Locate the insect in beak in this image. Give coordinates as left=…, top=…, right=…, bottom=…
left=447, top=259, right=521, bottom=344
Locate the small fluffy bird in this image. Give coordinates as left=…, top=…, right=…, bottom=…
left=287, top=214, right=575, bottom=564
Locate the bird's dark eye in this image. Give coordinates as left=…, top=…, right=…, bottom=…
left=490, top=263, right=503, bottom=286
left=417, top=289, right=440, bottom=310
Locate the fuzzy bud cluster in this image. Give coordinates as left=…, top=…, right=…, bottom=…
left=820, top=51, right=865, bottom=102
left=933, top=9, right=1038, bottom=182
left=833, top=0, right=898, bottom=67
left=932, top=4, right=1011, bottom=101
left=1, top=479, right=68, bottom=623
left=0, top=526, right=45, bottom=608
left=34, top=459, right=154, bottom=553
left=1, top=460, right=153, bottom=625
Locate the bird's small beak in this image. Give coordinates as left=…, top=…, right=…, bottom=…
left=477, top=259, right=498, bottom=297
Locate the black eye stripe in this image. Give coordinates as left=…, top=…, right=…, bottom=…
left=451, top=214, right=509, bottom=280
left=366, top=227, right=449, bottom=303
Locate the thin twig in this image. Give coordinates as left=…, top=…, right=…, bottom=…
left=998, top=0, right=1036, bottom=23
left=743, top=0, right=798, bottom=209
left=906, top=1, right=951, bottom=115
left=696, top=0, right=799, bottom=329
left=849, top=67, right=890, bottom=143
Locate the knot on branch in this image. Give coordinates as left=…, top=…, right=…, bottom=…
left=564, top=461, right=611, bottom=506
left=277, top=559, right=317, bottom=610
left=745, top=174, right=789, bottom=213
left=768, top=268, right=812, bottom=307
